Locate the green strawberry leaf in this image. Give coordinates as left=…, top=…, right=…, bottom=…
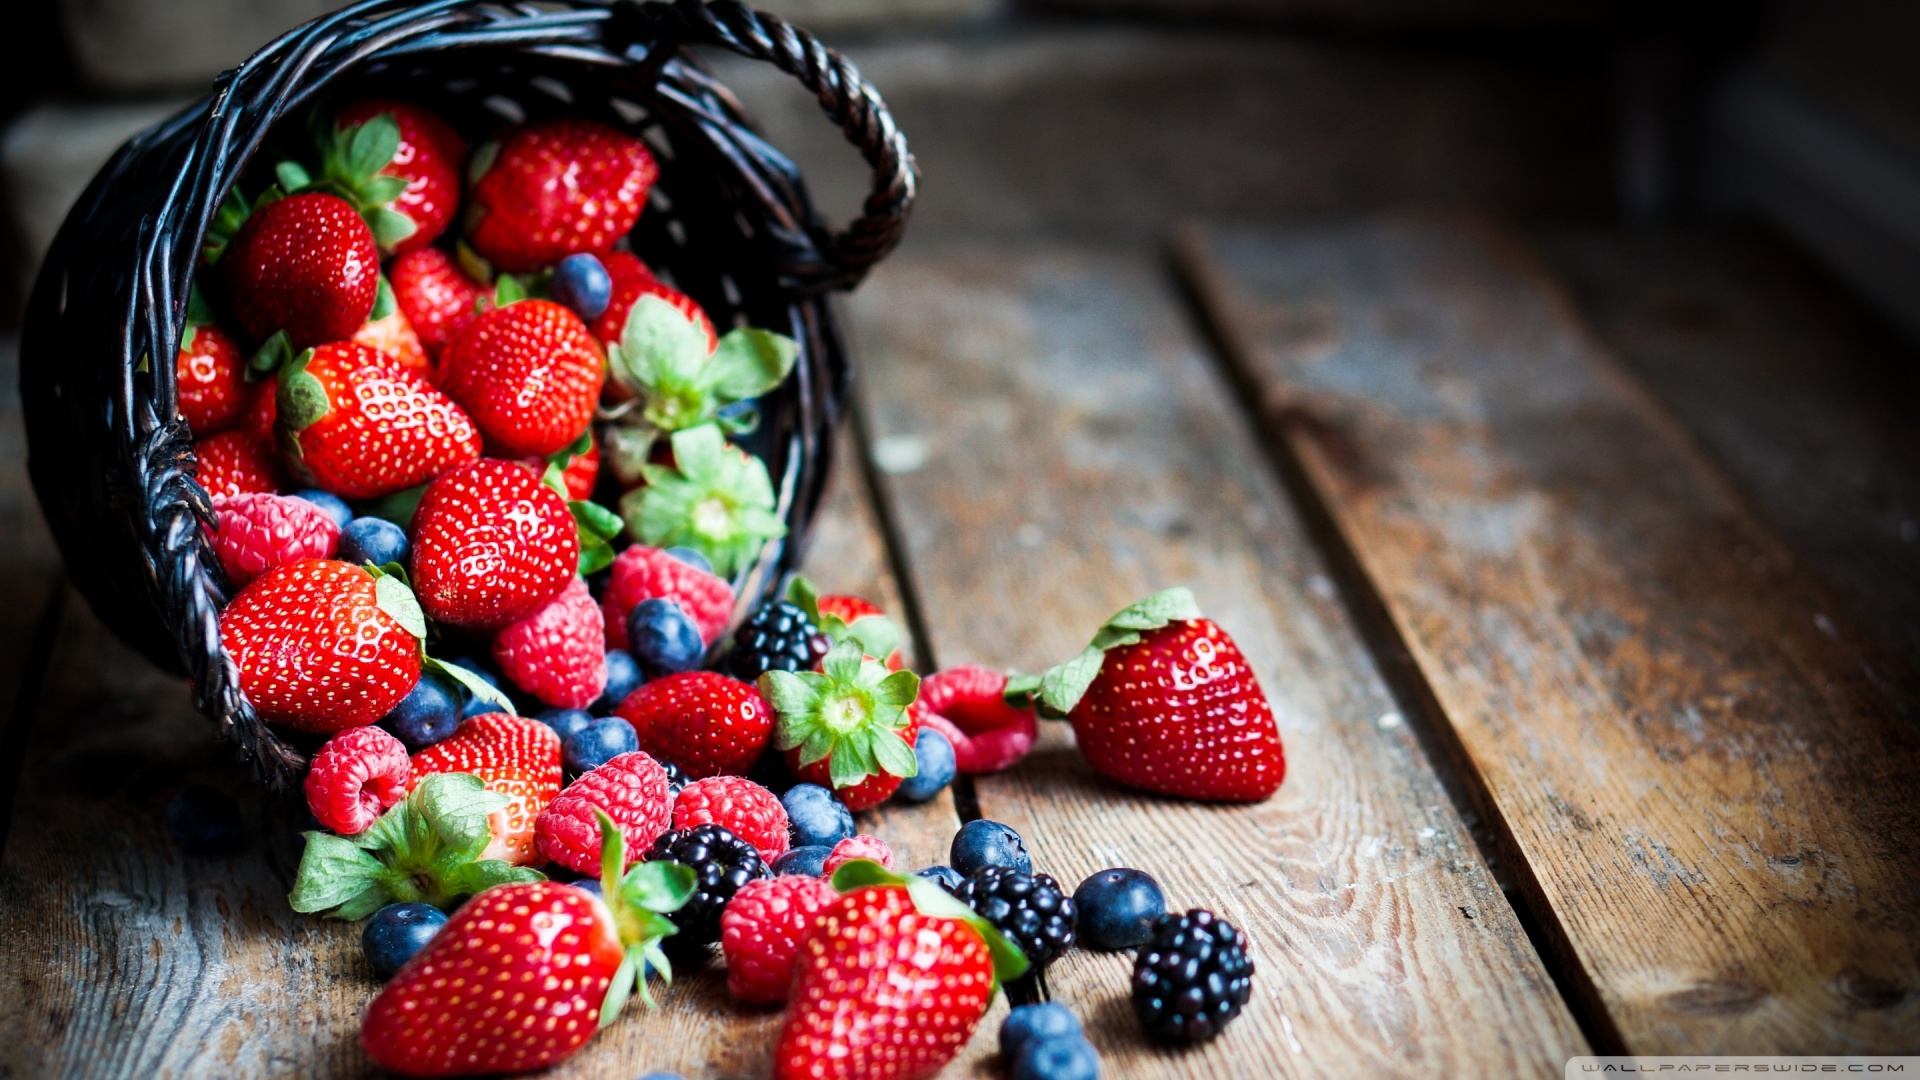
left=456, top=241, right=494, bottom=287
left=571, top=499, right=623, bottom=543
left=493, top=274, right=527, bottom=307
left=201, top=184, right=254, bottom=264
left=354, top=483, right=428, bottom=529
left=786, top=575, right=823, bottom=623
left=423, top=656, right=516, bottom=716
left=591, top=811, right=692, bottom=1026
left=362, top=174, right=411, bottom=205
left=277, top=349, right=330, bottom=433
left=467, top=139, right=499, bottom=186
left=276, top=160, right=313, bottom=193
left=249, top=330, right=293, bottom=378
left=371, top=571, right=427, bottom=640
left=370, top=274, right=397, bottom=322
left=620, top=423, right=785, bottom=578
left=345, top=112, right=401, bottom=180
left=185, top=284, right=216, bottom=327
left=827, top=860, right=1030, bottom=988
left=1025, top=587, right=1204, bottom=716
left=760, top=644, right=917, bottom=791
left=287, top=832, right=389, bottom=915
left=607, top=298, right=797, bottom=434
left=704, top=328, right=797, bottom=401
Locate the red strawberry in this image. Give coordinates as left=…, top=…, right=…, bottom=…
left=1022, top=588, right=1285, bottom=802
left=672, top=776, right=788, bottom=860
left=818, top=594, right=904, bottom=670
left=175, top=322, right=248, bottom=433
left=225, top=192, right=379, bottom=349
left=602, top=544, right=735, bottom=651
left=534, top=750, right=673, bottom=876
left=351, top=306, right=431, bottom=375
left=304, top=725, right=412, bottom=835
left=775, top=883, right=998, bottom=1080
left=792, top=714, right=918, bottom=813
left=411, top=713, right=564, bottom=866
left=206, top=491, right=340, bottom=587
left=218, top=559, right=422, bottom=733
left=466, top=119, right=657, bottom=272
left=244, top=377, right=278, bottom=441
left=492, top=575, right=606, bottom=709
left=763, top=643, right=922, bottom=812
left=438, top=299, right=605, bottom=458
left=194, top=428, right=286, bottom=498
left=614, top=671, right=771, bottom=779
left=823, top=834, right=894, bottom=875
left=719, top=874, right=836, bottom=1005
left=520, top=431, right=600, bottom=502
left=390, top=246, right=486, bottom=362
left=274, top=341, right=481, bottom=499
left=591, top=251, right=716, bottom=353
left=409, top=459, right=579, bottom=629
left=332, top=99, right=466, bottom=256
left=911, top=665, right=1037, bottom=775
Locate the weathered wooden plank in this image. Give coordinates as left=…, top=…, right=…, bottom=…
left=0, top=426, right=967, bottom=1078
left=847, top=246, right=1585, bottom=1076
left=1178, top=218, right=1920, bottom=1053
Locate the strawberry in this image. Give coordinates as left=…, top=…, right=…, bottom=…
left=438, top=299, right=605, bottom=458
left=492, top=575, right=607, bottom=709
left=601, top=543, right=735, bottom=652
left=274, top=340, right=481, bottom=499
left=224, top=191, right=379, bottom=349
left=411, top=712, right=564, bottom=866
left=244, top=377, right=278, bottom=441
left=761, top=642, right=921, bottom=811
left=360, top=817, right=695, bottom=1076
left=390, top=246, right=486, bottom=362
left=621, top=423, right=786, bottom=579
left=672, top=776, right=788, bottom=860
left=600, top=292, right=792, bottom=441
left=206, top=491, right=340, bottom=587
left=719, top=874, right=836, bottom=1005
left=325, top=99, right=466, bottom=256
left=194, top=428, right=286, bottom=498
left=775, top=865, right=1027, bottom=1080
left=823, top=834, right=894, bottom=875
left=409, top=459, right=580, bottom=629
left=175, top=321, right=248, bottom=433
left=304, top=725, right=412, bottom=835
left=534, top=750, right=673, bottom=876
left=351, top=304, right=431, bottom=375
left=911, top=665, right=1037, bottom=774
left=465, top=118, right=657, bottom=272
left=218, top=559, right=422, bottom=733
left=1013, top=588, right=1285, bottom=802
left=791, top=579, right=905, bottom=672
left=592, top=251, right=716, bottom=353
left=522, top=431, right=600, bottom=502
left=614, top=670, right=771, bottom=779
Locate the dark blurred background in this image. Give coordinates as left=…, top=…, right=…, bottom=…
left=0, top=0, right=1916, bottom=348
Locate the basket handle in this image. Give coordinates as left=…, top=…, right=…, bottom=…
left=617, top=0, right=916, bottom=291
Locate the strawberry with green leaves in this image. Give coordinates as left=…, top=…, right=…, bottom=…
left=760, top=641, right=921, bottom=812
left=1009, top=588, right=1285, bottom=802
left=464, top=118, right=657, bottom=273
left=788, top=576, right=905, bottom=672
left=621, top=423, right=785, bottom=579
left=591, top=251, right=716, bottom=354
left=408, top=459, right=584, bottom=629
left=411, top=712, right=565, bottom=867
left=273, top=340, right=481, bottom=499
left=222, top=191, right=380, bottom=350
left=604, top=294, right=794, bottom=436
left=282, top=99, right=465, bottom=256
left=438, top=298, right=605, bottom=459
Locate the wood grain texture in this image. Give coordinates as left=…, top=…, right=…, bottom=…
left=1178, top=218, right=1920, bottom=1053
left=846, top=246, right=1585, bottom=1077
left=0, top=426, right=969, bottom=1079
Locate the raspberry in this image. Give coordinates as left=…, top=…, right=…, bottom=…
left=672, top=776, right=789, bottom=861
left=719, top=875, right=837, bottom=1004
left=912, top=665, right=1037, bottom=774
left=493, top=576, right=607, bottom=709
left=602, top=544, right=734, bottom=651
left=823, top=834, right=895, bottom=875
left=206, top=492, right=340, bottom=587
left=304, top=726, right=412, bottom=835
left=194, top=429, right=286, bottom=499
left=533, top=750, right=673, bottom=876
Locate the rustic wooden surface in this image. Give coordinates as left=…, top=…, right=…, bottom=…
left=1177, top=218, right=1920, bottom=1054
left=845, top=246, right=1586, bottom=1077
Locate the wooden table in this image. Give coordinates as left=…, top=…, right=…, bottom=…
left=2, top=219, right=1916, bottom=1077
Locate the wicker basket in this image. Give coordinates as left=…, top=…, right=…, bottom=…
left=18, top=0, right=915, bottom=789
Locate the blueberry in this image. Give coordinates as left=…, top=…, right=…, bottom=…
left=951, top=819, right=1031, bottom=877
left=627, top=598, right=705, bottom=678
left=597, top=650, right=643, bottom=711
left=551, top=253, right=613, bottom=320
left=570, top=878, right=604, bottom=899
left=291, top=489, right=353, bottom=530
left=1072, top=868, right=1166, bottom=951
left=338, top=516, right=408, bottom=567
left=383, top=673, right=462, bottom=749
left=783, top=784, right=855, bottom=848
left=894, top=728, right=955, bottom=803
left=565, top=716, right=639, bottom=773
left=914, top=864, right=965, bottom=891
left=664, top=547, right=712, bottom=574
left=537, top=708, right=597, bottom=747
left=362, top=902, right=447, bottom=980
left=1015, top=1035, right=1099, bottom=1080
left=166, top=785, right=243, bottom=853
left=1001, top=1002, right=1084, bottom=1062
left=771, top=845, right=831, bottom=877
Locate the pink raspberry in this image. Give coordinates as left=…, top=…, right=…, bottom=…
left=823, top=834, right=895, bottom=875
left=533, top=751, right=673, bottom=875
left=719, top=874, right=837, bottom=1004
left=672, top=776, right=789, bottom=860
left=602, top=545, right=734, bottom=651
left=493, top=576, right=607, bottom=709
left=206, top=492, right=339, bottom=587
left=304, top=726, right=412, bottom=835
left=911, top=665, right=1037, bottom=774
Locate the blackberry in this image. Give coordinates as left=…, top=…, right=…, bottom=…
left=953, top=867, right=1076, bottom=970
left=1130, top=909, right=1253, bottom=1044
left=644, top=823, right=770, bottom=945
left=720, top=601, right=828, bottom=681
left=661, top=760, right=689, bottom=798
